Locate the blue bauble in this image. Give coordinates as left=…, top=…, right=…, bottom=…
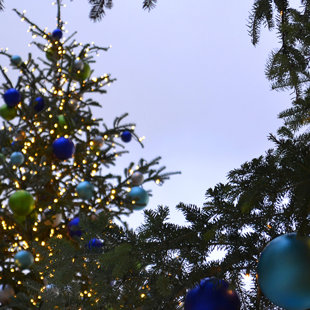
left=185, top=277, right=241, bottom=310
left=3, top=88, right=21, bottom=107
left=87, top=238, right=104, bottom=250
left=121, top=130, right=132, bottom=143
left=52, top=28, right=63, bottom=40
left=14, top=250, right=34, bottom=269
left=52, top=137, right=75, bottom=160
left=11, top=55, right=22, bottom=66
left=33, top=97, right=45, bottom=112
left=76, top=181, right=94, bottom=200
left=127, top=186, right=149, bottom=210
left=257, top=233, right=310, bottom=310
left=10, top=151, right=24, bottom=166
left=68, top=217, right=82, bottom=237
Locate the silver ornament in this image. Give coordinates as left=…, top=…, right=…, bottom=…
left=42, top=211, right=62, bottom=227
left=0, top=285, right=14, bottom=304
left=73, top=59, right=84, bottom=71
left=45, top=284, right=59, bottom=297
left=93, top=136, right=104, bottom=148
left=131, top=171, right=144, bottom=186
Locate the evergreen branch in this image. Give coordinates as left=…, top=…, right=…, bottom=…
left=143, top=0, right=157, bottom=11
left=0, top=0, right=4, bottom=11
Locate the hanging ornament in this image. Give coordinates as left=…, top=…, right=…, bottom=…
left=131, top=171, right=144, bottom=186
left=127, top=186, right=149, bottom=210
left=3, top=88, right=21, bottom=108
left=0, top=285, right=14, bottom=304
left=58, top=115, right=67, bottom=128
left=45, top=284, right=59, bottom=297
left=52, top=28, right=63, bottom=40
left=10, top=151, right=24, bottom=166
left=257, top=233, right=310, bottom=310
left=185, top=277, right=241, bottom=310
left=73, top=59, right=84, bottom=71
left=33, top=96, right=45, bottom=112
left=91, top=136, right=104, bottom=150
left=52, top=137, right=75, bottom=160
left=11, top=55, right=22, bottom=66
left=71, top=61, right=91, bottom=82
left=76, top=181, right=94, bottom=200
left=42, top=209, right=62, bottom=227
left=68, top=217, right=82, bottom=238
left=9, top=190, right=35, bottom=216
left=87, top=238, right=104, bottom=250
left=121, top=130, right=132, bottom=143
left=14, top=250, right=34, bottom=269
left=0, top=104, right=17, bottom=121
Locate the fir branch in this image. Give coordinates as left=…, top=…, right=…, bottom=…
left=143, top=0, right=157, bottom=11
left=0, top=0, right=4, bottom=11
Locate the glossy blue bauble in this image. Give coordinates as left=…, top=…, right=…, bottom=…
left=76, top=181, right=94, bottom=200
left=68, top=217, right=82, bottom=238
left=11, top=55, right=22, bottom=66
left=52, top=28, right=63, bottom=40
left=185, top=277, right=241, bottom=310
left=3, top=88, right=21, bottom=107
left=14, top=250, right=34, bottom=269
left=10, top=151, right=24, bottom=166
left=33, top=97, right=45, bottom=112
left=87, top=238, right=104, bottom=250
left=121, top=130, right=132, bottom=143
left=52, top=137, right=75, bottom=160
left=127, top=186, right=149, bottom=210
left=257, top=233, right=310, bottom=310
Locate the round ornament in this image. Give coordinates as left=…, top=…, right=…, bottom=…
left=0, top=285, right=14, bottom=304
left=68, top=217, right=82, bottom=237
left=42, top=210, right=62, bottom=227
left=71, top=61, right=90, bottom=82
left=121, top=130, right=132, bottom=143
left=76, top=181, right=94, bottom=200
left=52, top=137, right=75, bottom=160
left=0, top=104, right=16, bottom=121
left=73, top=59, right=84, bottom=71
left=45, top=284, right=59, bottom=297
left=52, top=28, right=63, bottom=40
left=14, top=250, right=34, bottom=269
left=10, top=151, right=24, bottom=166
left=127, top=186, right=149, bottom=210
left=33, top=97, right=45, bottom=112
left=131, top=171, right=144, bottom=186
left=87, top=238, right=104, bottom=250
left=58, top=114, right=67, bottom=127
left=185, top=277, right=241, bottom=310
left=11, top=55, right=22, bottom=66
left=257, top=233, right=310, bottom=310
left=3, top=88, right=21, bottom=108
left=9, top=190, right=35, bottom=216
left=45, top=48, right=60, bottom=62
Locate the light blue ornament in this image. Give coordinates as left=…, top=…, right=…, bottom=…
left=127, top=186, right=149, bottom=210
left=258, top=233, right=310, bottom=310
left=10, top=151, right=24, bottom=166
left=76, top=181, right=94, bottom=200
left=14, top=250, right=34, bottom=269
left=11, top=55, right=22, bottom=66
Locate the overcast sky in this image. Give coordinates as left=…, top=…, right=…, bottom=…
left=1, top=0, right=292, bottom=229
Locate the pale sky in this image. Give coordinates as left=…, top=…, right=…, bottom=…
left=1, top=0, right=291, bottom=229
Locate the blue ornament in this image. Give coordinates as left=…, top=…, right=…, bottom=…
left=87, top=238, right=104, bottom=250
left=33, top=97, right=45, bottom=112
left=185, top=277, right=241, bottom=310
left=3, top=88, right=21, bottom=107
left=11, top=55, right=22, bottom=66
left=52, top=137, right=75, bottom=160
left=257, top=233, right=310, bottom=310
left=76, top=181, right=94, bottom=200
left=121, top=130, right=132, bottom=143
left=52, top=28, right=63, bottom=40
left=10, top=151, right=24, bottom=166
left=68, top=217, right=82, bottom=237
left=14, top=250, right=34, bottom=269
left=127, top=186, right=149, bottom=210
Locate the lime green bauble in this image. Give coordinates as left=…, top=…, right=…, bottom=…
left=58, top=115, right=67, bottom=127
left=0, top=104, right=17, bottom=121
left=71, top=62, right=91, bottom=82
left=45, top=48, right=60, bottom=62
left=9, top=190, right=35, bottom=216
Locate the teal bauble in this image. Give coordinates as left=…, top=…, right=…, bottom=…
left=10, top=151, right=24, bottom=166
left=127, top=186, right=149, bottom=210
left=76, top=181, right=94, bottom=200
left=14, top=250, right=34, bottom=269
left=11, top=55, right=22, bottom=66
left=257, top=233, right=310, bottom=310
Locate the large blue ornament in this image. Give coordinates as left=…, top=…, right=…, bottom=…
left=76, top=181, right=94, bottom=200
left=33, top=97, right=45, bottom=112
left=87, top=238, right=104, bottom=250
left=127, top=186, right=149, bottom=210
left=52, top=137, right=75, bottom=160
left=121, top=130, right=132, bottom=143
left=257, top=233, right=310, bottom=310
left=11, top=55, right=22, bottom=66
left=3, top=88, right=21, bottom=107
left=68, top=217, right=82, bottom=238
left=14, top=250, right=34, bottom=269
left=52, top=28, right=63, bottom=40
left=185, top=277, right=241, bottom=310
left=10, top=151, right=24, bottom=166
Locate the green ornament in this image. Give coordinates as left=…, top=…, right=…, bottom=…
left=45, top=48, right=60, bottom=62
left=71, top=62, right=91, bottom=82
left=14, top=214, right=26, bottom=224
left=9, top=190, right=35, bottom=216
left=58, top=115, right=67, bottom=127
left=0, top=104, right=17, bottom=121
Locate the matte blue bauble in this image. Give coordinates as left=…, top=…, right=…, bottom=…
left=3, top=88, right=21, bottom=107
left=33, top=97, right=45, bottom=112
left=127, top=186, right=149, bottom=210
left=121, top=130, right=132, bottom=143
left=52, top=28, right=63, bottom=40
left=11, top=55, right=22, bottom=66
left=76, top=181, right=94, bottom=200
left=68, top=217, right=82, bottom=237
left=14, top=250, right=34, bottom=269
left=52, top=137, right=75, bottom=160
left=257, top=233, right=310, bottom=310
left=10, top=151, right=24, bottom=166
left=87, top=238, right=103, bottom=250
left=185, top=277, right=241, bottom=310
